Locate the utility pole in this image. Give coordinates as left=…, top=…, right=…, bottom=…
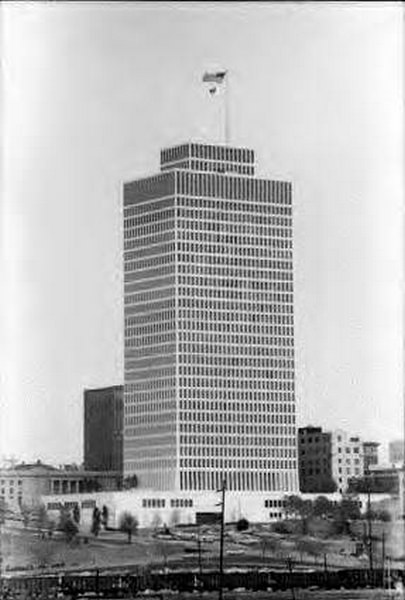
left=218, top=479, right=226, bottom=600
left=367, top=483, right=373, bottom=574
left=382, top=530, right=386, bottom=587
left=197, top=527, right=202, bottom=579
left=286, top=556, right=296, bottom=600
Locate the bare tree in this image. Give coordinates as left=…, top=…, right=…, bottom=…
left=119, top=511, right=138, bottom=544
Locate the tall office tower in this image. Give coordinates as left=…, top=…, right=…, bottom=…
left=84, top=386, right=124, bottom=473
left=124, top=143, right=297, bottom=493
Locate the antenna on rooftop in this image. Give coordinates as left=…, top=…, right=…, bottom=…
left=202, top=70, right=229, bottom=145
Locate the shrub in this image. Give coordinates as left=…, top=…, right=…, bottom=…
left=272, top=521, right=291, bottom=534
left=236, top=517, right=249, bottom=531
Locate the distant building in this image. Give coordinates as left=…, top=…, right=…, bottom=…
left=298, top=427, right=335, bottom=493
left=123, top=142, right=298, bottom=493
left=363, top=441, right=379, bottom=472
left=0, top=461, right=120, bottom=510
left=347, top=465, right=400, bottom=495
left=331, top=430, right=364, bottom=494
left=389, top=439, right=404, bottom=467
left=84, top=386, right=123, bottom=473
left=298, top=426, right=366, bottom=494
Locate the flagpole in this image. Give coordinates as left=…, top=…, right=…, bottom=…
left=224, top=71, right=229, bottom=146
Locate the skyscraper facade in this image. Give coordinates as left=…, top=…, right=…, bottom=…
left=123, top=143, right=297, bottom=493
left=84, top=386, right=124, bottom=473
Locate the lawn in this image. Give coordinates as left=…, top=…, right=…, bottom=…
left=4, top=518, right=394, bottom=577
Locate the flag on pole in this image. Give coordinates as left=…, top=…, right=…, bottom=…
left=202, top=71, right=227, bottom=84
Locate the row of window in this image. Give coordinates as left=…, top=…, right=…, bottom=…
left=125, top=257, right=293, bottom=276
left=180, top=443, right=296, bottom=457
left=177, top=195, right=291, bottom=215
left=0, top=479, right=22, bottom=486
left=186, top=342, right=294, bottom=358
left=180, top=412, right=295, bottom=426
left=179, top=467, right=296, bottom=493
left=177, top=275, right=293, bottom=291
left=124, top=219, right=174, bottom=239
left=187, top=159, right=253, bottom=175
left=179, top=423, right=296, bottom=436
left=125, top=208, right=174, bottom=227
left=124, top=265, right=174, bottom=284
left=179, top=288, right=294, bottom=305
left=126, top=310, right=294, bottom=328
left=178, top=323, right=294, bottom=336
left=124, top=196, right=174, bottom=217
left=179, top=350, right=294, bottom=367
left=178, top=234, right=293, bottom=250
left=180, top=458, right=296, bottom=470
left=125, top=380, right=175, bottom=393
left=161, top=143, right=255, bottom=165
left=123, top=195, right=292, bottom=221
left=141, top=497, right=194, bottom=508
left=264, top=499, right=287, bottom=508
left=175, top=171, right=291, bottom=205
left=178, top=376, right=294, bottom=389
left=47, top=499, right=96, bottom=511
left=179, top=256, right=293, bottom=271
left=177, top=204, right=291, bottom=220
left=179, top=220, right=292, bottom=237
left=177, top=266, right=294, bottom=282
left=124, top=230, right=174, bottom=250
left=125, top=290, right=293, bottom=310
left=125, top=203, right=292, bottom=231
left=177, top=364, right=294, bottom=378
left=337, top=446, right=360, bottom=454
left=126, top=400, right=174, bottom=415
left=125, top=333, right=175, bottom=348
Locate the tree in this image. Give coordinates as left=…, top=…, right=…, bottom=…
left=20, top=504, right=31, bottom=528
left=101, top=505, right=109, bottom=529
left=0, top=497, right=6, bottom=525
left=30, top=538, right=55, bottom=569
left=313, top=496, right=334, bottom=519
left=376, top=509, right=391, bottom=522
left=35, top=504, right=50, bottom=532
left=297, top=538, right=323, bottom=565
left=58, top=508, right=78, bottom=542
left=332, top=497, right=361, bottom=535
left=170, top=509, right=180, bottom=527
left=91, top=507, right=101, bottom=537
left=83, top=478, right=102, bottom=493
left=283, top=495, right=313, bottom=534
left=151, top=513, right=162, bottom=531
left=123, top=475, right=138, bottom=490
left=119, top=511, right=138, bottom=544
left=236, top=518, right=249, bottom=532
left=73, top=504, right=80, bottom=525
left=284, top=495, right=306, bottom=519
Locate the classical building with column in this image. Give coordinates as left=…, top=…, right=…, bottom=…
left=0, top=461, right=120, bottom=510
left=123, top=142, right=298, bottom=494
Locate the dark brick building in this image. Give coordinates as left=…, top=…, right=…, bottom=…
left=363, top=441, right=379, bottom=473
left=298, top=426, right=336, bottom=493
left=84, top=386, right=123, bottom=473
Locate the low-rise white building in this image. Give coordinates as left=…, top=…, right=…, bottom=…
left=43, top=490, right=289, bottom=530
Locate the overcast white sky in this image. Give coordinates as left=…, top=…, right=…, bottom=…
left=1, top=2, right=403, bottom=465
